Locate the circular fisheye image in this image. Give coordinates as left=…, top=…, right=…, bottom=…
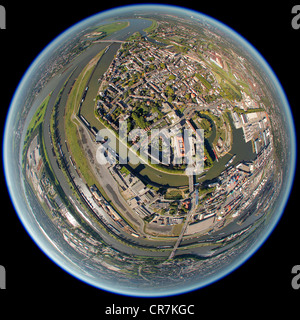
left=3, top=4, right=296, bottom=297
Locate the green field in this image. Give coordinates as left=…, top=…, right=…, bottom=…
left=143, top=19, right=158, bottom=33
left=93, top=21, right=129, bottom=35
left=64, top=50, right=114, bottom=205
left=195, top=74, right=212, bottom=90
left=64, top=56, right=99, bottom=186
left=24, top=94, right=51, bottom=147
left=22, top=94, right=51, bottom=167
left=164, top=188, right=184, bottom=200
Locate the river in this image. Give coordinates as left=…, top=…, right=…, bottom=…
left=198, top=112, right=256, bottom=182
left=80, top=19, right=189, bottom=187
left=79, top=18, right=256, bottom=188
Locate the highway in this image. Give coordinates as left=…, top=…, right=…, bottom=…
left=27, top=17, right=239, bottom=260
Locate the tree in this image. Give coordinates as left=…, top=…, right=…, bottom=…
left=127, top=120, right=132, bottom=133
left=165, top=85, right=174, bottom=97
left=132, top=112, right=148, bottom=129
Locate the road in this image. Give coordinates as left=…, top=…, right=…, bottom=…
left=183, top=98, right=227, bottom=118
left=42, top=68, right=174, bottom=257
left=168, top=189, right=197, bottom=259
left=95, top=40, right=125, bottom=43
left=38, top=18, right=187, bottom=258
left=76, top=122, right=147, bottom=235
left=26, top=17, right=239, bottom=260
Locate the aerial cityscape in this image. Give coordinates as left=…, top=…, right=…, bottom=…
left=4, top=5, right=294, bottom=296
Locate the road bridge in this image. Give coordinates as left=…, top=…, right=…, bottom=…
left=168, top=190, right=196, bottom=260
left=95, top=39, right=126, bottom=43
left=189, top=175, right=194, bottom=193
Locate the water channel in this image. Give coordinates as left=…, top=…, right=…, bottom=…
left=80, top=18, right=256, bottom=188
left=197, top=113, right=256, bottom=183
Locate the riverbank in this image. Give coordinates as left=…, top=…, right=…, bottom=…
left=79, top=40, right=189, bottom=187
left=198, top=112, right=256, bottom=182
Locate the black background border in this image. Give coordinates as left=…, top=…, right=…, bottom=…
left=0, top=1, right=299, bottom=317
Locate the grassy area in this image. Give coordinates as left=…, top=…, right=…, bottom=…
left=143, top=19, right=158, bottom=33
left=22, top=94, right=52, bottom=168
left=164, top=188, right=184, bottom=200
left=39, top=124, right=62, bottom=192
left=78, top=49, right=107, bottom=127
left=210, top=62, right=245, bottom=101
left=120, top=165, right=130, bottom=176
left=198, top=186, right=216, bottom=197
left=195, top=73, right=212, bottom=90
left=23, top=94, right=51, bottom=148
left=194, top=116, right=213, bottom=139
left=64, top=50, right=114, bottom=206
left=64, top=56, right=99, bottom=186
left=198, top=110, right=225, bottom=146
left=50, top=76, right=77, bottom=184
left=233, top=106, right=265, bottom=114
left=93, top=21, right=129, bottom=35
left=172, top=223, right=184, bottom=236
